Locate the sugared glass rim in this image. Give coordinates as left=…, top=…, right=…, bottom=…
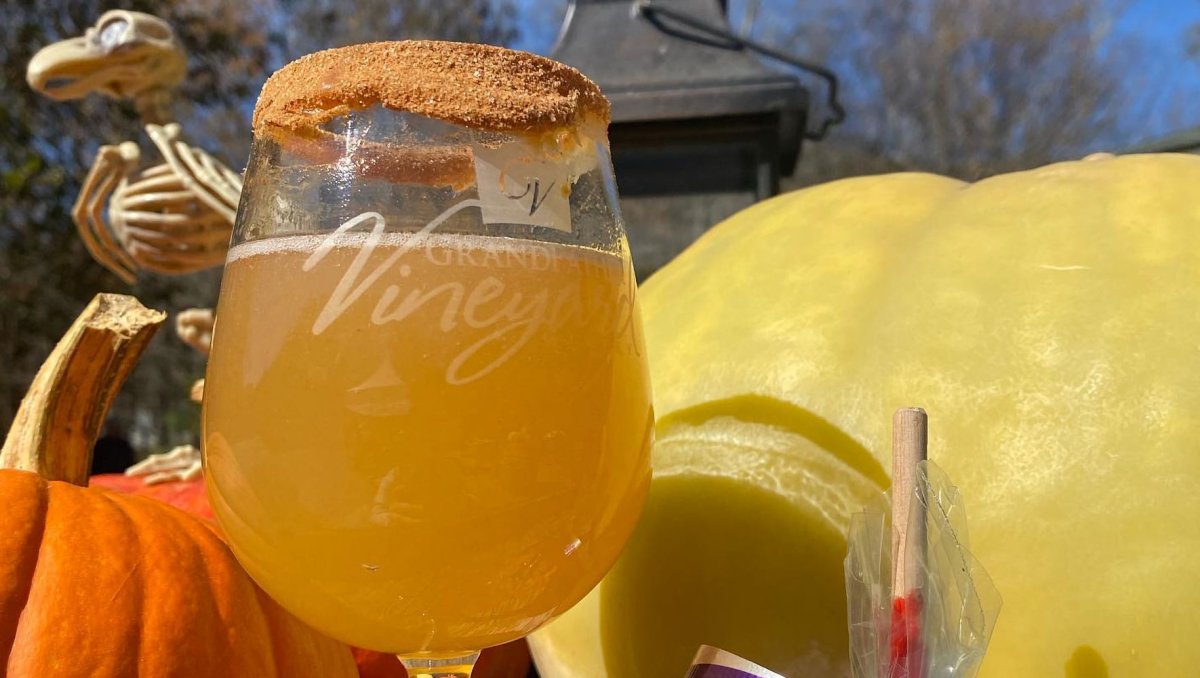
left=253, top=40, right=611, bottom=136
left=250, top=41, right=611, bottom=189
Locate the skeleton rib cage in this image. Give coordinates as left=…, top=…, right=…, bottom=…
left=77, top=124, right=242, bottom=283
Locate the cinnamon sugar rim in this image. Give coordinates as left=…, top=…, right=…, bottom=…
left=253, top=40, right=610, bottom=135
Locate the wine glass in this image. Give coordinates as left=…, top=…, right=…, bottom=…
left=203, top=42, right=653, bottom=677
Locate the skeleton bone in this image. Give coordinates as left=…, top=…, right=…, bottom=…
left=125, top=444, right=202, bottom=485
left=175, top=308, right=214, bottom=355
left=190, top=379, right=205, bottom=404
left=146, top=122, right=241, bottom=224
left=176, top=308, right=212, bottom=403
left=72, top=143, right=142, bottom=283
left=26, top=11, right=185, bottom=108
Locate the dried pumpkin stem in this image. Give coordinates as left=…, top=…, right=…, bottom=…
left=1, top=294, right=166, bottom=486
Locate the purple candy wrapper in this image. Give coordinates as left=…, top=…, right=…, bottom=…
left=685, top=646, right=784, bottom=678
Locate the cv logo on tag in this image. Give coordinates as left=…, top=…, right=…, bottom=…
left=473, top=139, right=572, bottom=233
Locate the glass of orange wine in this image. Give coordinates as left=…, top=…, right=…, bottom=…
left=203, top=42, right=652, bottom=677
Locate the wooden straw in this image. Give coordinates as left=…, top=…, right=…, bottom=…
left=891, top=407, right=928, bottom=598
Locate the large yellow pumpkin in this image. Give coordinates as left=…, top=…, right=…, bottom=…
left=531, top=154, right=1200, bottom=677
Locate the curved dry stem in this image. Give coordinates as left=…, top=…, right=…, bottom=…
left=0, top=294, right=166, bottom=485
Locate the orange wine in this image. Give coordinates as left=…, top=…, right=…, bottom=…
left=204, top=229, right=652, bottom=653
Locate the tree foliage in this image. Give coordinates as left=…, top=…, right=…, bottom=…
left=771, top=0, right=1133, bottom=180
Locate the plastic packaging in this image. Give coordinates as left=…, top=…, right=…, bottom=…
left=845, top=460, right=1001, bottom=678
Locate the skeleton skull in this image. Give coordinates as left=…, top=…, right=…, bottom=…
left=26, top=10, right=185, bottom=101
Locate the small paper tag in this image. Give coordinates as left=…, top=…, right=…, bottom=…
left=685, top=646, right=785, bottom=678
left=472, top=139, right=572, bottom=232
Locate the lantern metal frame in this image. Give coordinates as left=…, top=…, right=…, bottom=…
left=552, top=0, right=844, bottom=200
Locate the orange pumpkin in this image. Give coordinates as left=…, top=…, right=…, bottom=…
left=92, top=473, right=535, bottom=678
left=0, top=294, right=358, bottom=678
left=89, top=472, right=214, bottom=521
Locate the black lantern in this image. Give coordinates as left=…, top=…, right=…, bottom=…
left=552, top=0, right=843, bottom=201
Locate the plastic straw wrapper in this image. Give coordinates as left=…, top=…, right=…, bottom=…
left=685, top=645, right=785, bottom=678
left=845, top=460, right=1000, bottom=678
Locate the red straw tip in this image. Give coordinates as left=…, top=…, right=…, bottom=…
left=889, top=591, right=924, bottom=678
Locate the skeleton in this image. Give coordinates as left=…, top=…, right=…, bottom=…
left=27, top=10, right=241, bottom=284
left=28, top=12, right=235, bottom=482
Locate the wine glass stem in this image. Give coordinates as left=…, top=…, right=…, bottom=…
left=400, top=652, right=479, bottom=678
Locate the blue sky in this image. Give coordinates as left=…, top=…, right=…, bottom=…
left=506, top=0, right=567, bottom=53
left=1107, top=0, right=1200, bottom=142
left=504, top=0, right=1200, bottom=148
